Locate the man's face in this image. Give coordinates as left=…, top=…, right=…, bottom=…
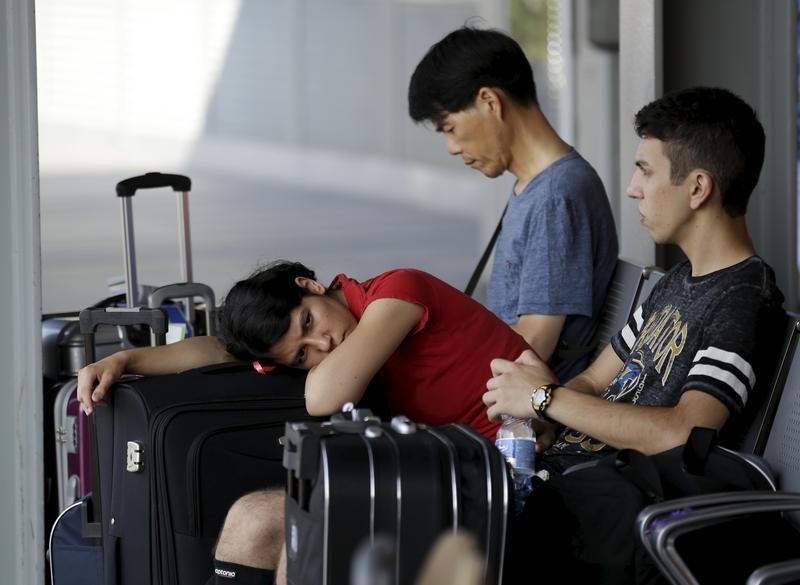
left=626, top=138, right=694, bottom=244
left=437, top=104, right=507, bottom=178
left=267, top=289, right=357, bottom=370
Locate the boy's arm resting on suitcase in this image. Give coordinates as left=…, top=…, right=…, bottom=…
left=77, top=336, right=234, bottom=415
left=304, top=298, right=424, bottom=416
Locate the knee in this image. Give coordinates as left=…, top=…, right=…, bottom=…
left=222, top=489, right=285, bottom=544
left=215, top=488, right=285, bottom=567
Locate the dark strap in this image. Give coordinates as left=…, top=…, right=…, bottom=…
left=464, top=204, right=507, bottom=297
left=681, top=427, right=718, bottom=475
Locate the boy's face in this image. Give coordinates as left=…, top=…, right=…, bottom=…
left=626, top=138, right=694, bottom=244
left=267, top=285, right=357, bottom=369
left=436, top=99, right=508, bottom=179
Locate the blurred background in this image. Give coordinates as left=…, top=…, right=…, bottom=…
left=36, top=0, right=618, bottom=312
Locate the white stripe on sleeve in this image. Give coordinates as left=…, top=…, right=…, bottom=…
left=694, top=346, right=756, bottom=387
left=621, top=325, right=636, bottom=351
left=687, top=363, right=749, bottom=404
left=632, top=306, right=644, bottom=330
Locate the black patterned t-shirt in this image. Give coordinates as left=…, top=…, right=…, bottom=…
left=546, top=256, right=785, bottom=462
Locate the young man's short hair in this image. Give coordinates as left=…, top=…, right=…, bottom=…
left=408, top=26, right=538, bottom=126
left=220, top=261, right=316, bottom=362
left=634, top=87, right=765, bottom=217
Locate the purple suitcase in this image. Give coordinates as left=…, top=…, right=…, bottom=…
left=53, top=378, right=93, bottom=510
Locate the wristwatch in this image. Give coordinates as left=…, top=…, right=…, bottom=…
left=530, top=382, right=559, bottom=420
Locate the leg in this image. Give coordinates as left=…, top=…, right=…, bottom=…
left=211, top=488, right=285, bottom=584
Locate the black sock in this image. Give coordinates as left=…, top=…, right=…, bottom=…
left=211, top=559, right=275, bottom=585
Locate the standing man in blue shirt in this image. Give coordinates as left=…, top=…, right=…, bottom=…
left=408, top=27, right=618, bottom=380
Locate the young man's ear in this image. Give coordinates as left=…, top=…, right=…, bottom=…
left=294, top=276, right=327, bottom=295
left=476, top=87, right=503, bottom=119
left=688, top=170, right=715, bottom=210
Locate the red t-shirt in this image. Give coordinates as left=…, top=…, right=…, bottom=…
left=335, top=269, right=531, bottom=439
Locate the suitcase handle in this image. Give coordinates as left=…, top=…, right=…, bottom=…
left=80, top=307, right=168, bottom=363
left=116, top=172, right=191, bottom=197
left=115, top=172, right=194, bottom=307
left=148, top=281, right=217, bottom=338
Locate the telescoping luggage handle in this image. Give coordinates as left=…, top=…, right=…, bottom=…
left=148, top=281, right=217, bottom=342
left=115, top=172, right=193, bottom=308
left=79, top=307, right=168, bottom=363
left=78, top=306, right=168, bottom=539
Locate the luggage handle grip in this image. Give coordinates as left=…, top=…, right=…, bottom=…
left=148, top=282, right=217, bottom=337
left=116, top=172, right=191, bottom=198
left=79, top=307, right=168, bottom=363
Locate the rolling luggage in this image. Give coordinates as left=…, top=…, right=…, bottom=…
left=45, top=172, right=216, bottom=525
left=48, top=306, right=169, bottom=585
left=77, top=305, right=312, bottom=585
left=91, top=363, right=310, bottom=585
left=43, top=312, right=137, bottom=526
left=283, top=407, right=511, bottom=585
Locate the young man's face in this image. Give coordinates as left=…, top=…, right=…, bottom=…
left=626, top=138, right=694, bottom=244
left=267, top=288, right=357, bottom=369
left=437, top=104, right=507, bottom=178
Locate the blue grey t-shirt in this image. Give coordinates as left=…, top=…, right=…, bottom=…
left=487, top=149, right=618, bottom=381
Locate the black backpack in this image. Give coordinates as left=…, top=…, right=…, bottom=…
left=507, top=428, right=776, bottom=585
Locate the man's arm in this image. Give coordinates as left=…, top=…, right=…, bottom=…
left=543, top=387, right=729, bottom=455
left=562, top=343, right=625, bottom=396
left=511, top=314, right=566, bottom=363
left=488, top=346, right=623, bottom=452
left=304, top=298, right=423, bottom=416
left=484, top=346, right=730, bottom=454
left=77, top=335, right=234, bottom=415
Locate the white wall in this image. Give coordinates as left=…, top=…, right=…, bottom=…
left=0, top=0, right=43, bottom=582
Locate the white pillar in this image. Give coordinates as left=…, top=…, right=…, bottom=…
left=618, top=0, right=661, bottom=265
left=0, top=0, right=44, bottom=583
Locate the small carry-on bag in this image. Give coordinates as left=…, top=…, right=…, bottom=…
left=283, top=407, right=511, bottom=585
left=49, top=496, right=104, bottom=585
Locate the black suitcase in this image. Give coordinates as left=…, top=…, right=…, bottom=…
left=88, top=362, right=311, bottom=585
left=73, top=307, right=312, bottom=585
left=283, top=407, right=511, bottom=585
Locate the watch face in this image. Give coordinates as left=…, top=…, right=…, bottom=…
left=533, top=388, right=547, bottom=410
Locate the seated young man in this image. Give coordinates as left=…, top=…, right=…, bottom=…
left=485, top=86, right=785, bottom=465
left=484, top=86, right=786, bottom=581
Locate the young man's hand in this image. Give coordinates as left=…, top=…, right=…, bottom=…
left=483, top=349, right=557, bottom=421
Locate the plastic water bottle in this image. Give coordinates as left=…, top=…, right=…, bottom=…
left=495, top=416, right=536, bottom=513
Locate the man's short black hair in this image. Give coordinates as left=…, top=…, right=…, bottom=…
left=408, top=26, right=538, bottom=126
left=219, top=261, right=316, bottom=362
left=634, top=87, right=765, bottom=217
